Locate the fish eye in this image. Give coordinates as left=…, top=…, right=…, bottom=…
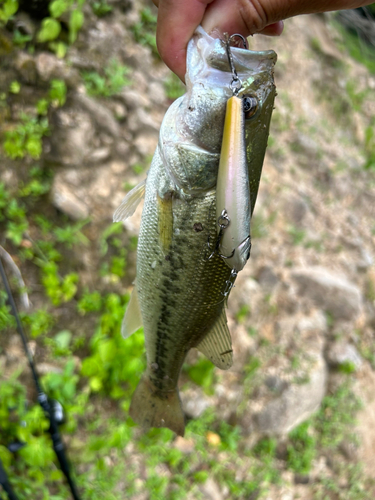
left=243, top=95, right=259, bottom=119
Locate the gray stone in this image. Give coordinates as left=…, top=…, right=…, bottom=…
left=148, top=81, right=167, bottom=105
left=127, top=107, right=159, bottom=135
left=47, top=108, right=95, bottom=166
left=257, top=265, right=279, bottom=290
left=119, top=89, right=150, bottom=111
left=199, top=478, right=223, bottom=500
left=51, top=179, right=90, bottom=220
left=254, top=355, right=327, bottom=435
left=35, top=52, right=79, bottom=86
left=291, top=267, right=362, bottom=321
left=74, top=92, right=120, bottom=137
left=326, top=342, right=363, bottom=370
left=284, top=195, right=309, bottom=225
left=180, top=387, right=212, bottom=419
left=15, top=52, right=37, bottom=85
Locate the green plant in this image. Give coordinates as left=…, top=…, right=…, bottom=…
left=41, top=261, right=79, bottom=305
left=36, top=0, right=85, bottom=52
left=0, top=0, right=18, bottom=24
left=287, top=421, right=316, bottom=475
left=315, top=382, right=362, bottom=450
left=164, top=73, right=185, bottom=100
left=49, top=79, right=67, bottom=107
left=81, top=293, right=145, bottom=400
left=131, top=7, right=158, bottom=56
left=3, top=114, right=49, bottom=160
left=82, top=59, right=131, bottom=97
left=91, top=0, right=112, bottom=16
left=185, top=357, right=215, bottom=394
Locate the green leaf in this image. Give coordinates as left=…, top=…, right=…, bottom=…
left=37, top=18, right=61, bottom=43
left=0, top=0, right=18, bottom=22
left=49, top=79, right=67, bottom=106
left=49, top=0, right=69, bottom=18
left=54, top=330, right=72, bottom=349
left=9, top=80, right=20, bottom=94
left=69, top=9, right=84, bottom=44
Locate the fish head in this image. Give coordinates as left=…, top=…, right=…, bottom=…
left=159, top=26, right=277, bottom=201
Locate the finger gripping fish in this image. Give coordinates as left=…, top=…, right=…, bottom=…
left=114, top=27, right=276, bottom=436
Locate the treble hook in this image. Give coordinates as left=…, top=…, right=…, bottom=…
left=222, top=269, right=238, bottom=297
left=204, top=209, right=235, bottom=261
left=225, top=33, right=248, bottom=96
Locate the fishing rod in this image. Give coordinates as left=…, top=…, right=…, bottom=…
left=0, top=256, right=82, bottom=500
left=0, top=457, right=18, bottom=500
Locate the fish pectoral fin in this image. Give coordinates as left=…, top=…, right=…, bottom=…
left=121, top=284, right=143, bottom=338
left=196, top=308, right=233, bottom=370
left=113, top=179, right=146, bottom=222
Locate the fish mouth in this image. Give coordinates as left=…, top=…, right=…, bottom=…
left=187, top=26, right=277, bottom=88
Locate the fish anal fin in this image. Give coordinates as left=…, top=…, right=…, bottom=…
left=121, top=285, right=143, bottom=338
left=113, top=179, right=146, bottom=222
left=196, top=308, right=233, bottom=370
left=129, top=376, right=185, bottom=436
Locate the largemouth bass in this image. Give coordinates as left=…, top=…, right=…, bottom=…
left=114, top=27, right=276, bottom=436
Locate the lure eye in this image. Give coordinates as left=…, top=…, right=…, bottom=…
left=243, top=95, right=259, bottom=119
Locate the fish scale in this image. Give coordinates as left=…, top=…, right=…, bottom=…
left=114, top=27, right=276, bottom=435
left=137, top=154, right=232, bottom=393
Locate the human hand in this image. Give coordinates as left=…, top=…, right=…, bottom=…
left=154, top=0, right=373, bottom=81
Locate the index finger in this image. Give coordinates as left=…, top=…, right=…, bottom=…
left=155, top=0, right=214, bottom=81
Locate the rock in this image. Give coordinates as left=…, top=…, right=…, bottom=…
left=119, top=88, right=150, bottom=111
left=87, top=147, right=111, bottom=164
left=291, top=267, right=362, bottom=321
left=180, top=387, right=212, bottom=419
left=74, top=92, right=120, bottom=137
left=15, top=52, right=37, bottom=84
left=35, top=52, right=79, bottom=86
left=326, top=342, right=363, bottom=370
left=283, top=194, right=309, bottom=226
left=47, top=108, right=95, bottom=166
left=148, top=81, right=166, bottom=105
left=134, top=134, right=158, bottom=157
left=293, top=133, right=319, bottom=158
left=127, top=107, right=160, bottom=135
left=256, top=265, right=279, bottom=290
left=199, top=478, right=223, bottom=500
left=253, top=355, right=327, bottom=435
left=173, top=436, right=195, bottom=454
left=51, top=177, right=90, bottom=220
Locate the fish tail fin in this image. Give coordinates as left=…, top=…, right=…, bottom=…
left=129, top=376, right=185, bottom=436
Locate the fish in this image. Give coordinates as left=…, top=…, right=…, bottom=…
left=114, top=27, right=276, bottom=436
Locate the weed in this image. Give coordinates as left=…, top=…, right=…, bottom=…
left=287, top=420, right=316, bottom=475
left=315, top=382, right=362, bottom=450
left=131, top=7, right=158, bottom=56
left=77, top=289, right=103, bottom=315
left=3, top=113, right=49, bottom=160
left=53, top=220, right=89, bottom=248
left=91, top=0, right=112, bottom=17
left=82, top=59, right=131, bottom=97
left=186, top=356, right=216, bottom=394
left=236, top=304, right=251, bottom=323
left=164, top=73, right=185, bottom=100
left=288, top=225, right=306, bottom=245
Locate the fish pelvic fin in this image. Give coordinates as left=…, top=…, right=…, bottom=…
left=113, top=179, right=146, bottom=222
left=196, top=307, right=233, bottom=370
left=121, top=283, right=143, bottom=338
left=129, top=376, right=185, bottom=436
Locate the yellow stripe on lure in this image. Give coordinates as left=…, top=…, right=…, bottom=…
left=216, top=94, right=251, bottom=272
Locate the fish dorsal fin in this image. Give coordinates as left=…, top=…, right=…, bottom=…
left=113, top=179, right=146, bottom=222
left=196, top=308, right=233, bottom=370
left=121, top=284, right=143, bottom=338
